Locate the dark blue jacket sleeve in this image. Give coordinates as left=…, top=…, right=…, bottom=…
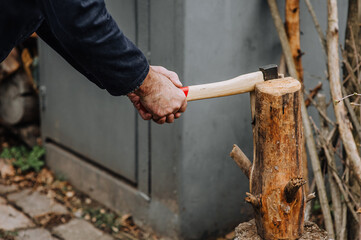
left=36, top=0, right=149, bottom=96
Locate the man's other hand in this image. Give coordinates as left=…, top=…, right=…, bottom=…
left=127, top=66, right=187, bottom=124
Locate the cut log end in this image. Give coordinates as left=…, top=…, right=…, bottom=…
left=230, top=144, right=252, bottom=179
left=284, top=177, right=306, bottom=203
left=255, top=77, right=301, bottom=96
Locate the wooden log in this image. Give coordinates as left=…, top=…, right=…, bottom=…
left=0, top=48, right=20, bottom=81
left=249, top=77, right=305, bottom=240
left=0, top=71, right=39, bottom=125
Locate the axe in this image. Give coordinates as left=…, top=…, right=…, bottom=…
left=180, top=64, right=279, bottom=101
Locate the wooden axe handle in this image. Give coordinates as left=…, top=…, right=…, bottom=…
left=180, top=71, right=264, bottom=101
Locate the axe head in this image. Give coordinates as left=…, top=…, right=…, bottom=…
left=259, top=64, right=278, bottom=81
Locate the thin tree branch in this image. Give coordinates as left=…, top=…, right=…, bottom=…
left=305, top=91, right=335, bottom=126
left=327, top=0, right=361, bottom=189
left=310, top=117, right=360, bottom=222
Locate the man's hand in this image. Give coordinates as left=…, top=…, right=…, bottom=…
left=127, top=66, right=187, bottom=124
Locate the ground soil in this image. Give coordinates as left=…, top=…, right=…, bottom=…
left=235, top=219, right=327, bottom=240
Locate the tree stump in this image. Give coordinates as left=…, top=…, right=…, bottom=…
left=231, top=77, right=305, bottom=240
left=0, top=71, right=39, bottom=125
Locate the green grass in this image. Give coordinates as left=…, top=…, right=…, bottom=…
left=0, top=145, right=45, bottom=172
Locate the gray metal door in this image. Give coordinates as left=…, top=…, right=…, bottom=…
left=40, top=0, right=148, bottom=184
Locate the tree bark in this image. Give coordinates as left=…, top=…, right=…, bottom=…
left=249, top=78, right=305, bottom=240
left=285, top=0, right=309, bottom=196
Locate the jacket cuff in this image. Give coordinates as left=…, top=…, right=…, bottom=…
left=107, top=64, right=150, bottom=96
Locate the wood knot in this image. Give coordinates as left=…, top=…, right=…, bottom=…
left=245, top=192, right=261, bottom=209
left=284, top=177, right=306, bottom=203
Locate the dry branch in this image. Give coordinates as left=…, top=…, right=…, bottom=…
left=327, top=0, right=361, bottom=188
left=309, top=117, right=359, bottom=222
left=306, top=192, right=316, bottom=203
left=341, top=86, right=361, bottom=141
left=305, top=91, right=335, bottom=126
left=230, top=144, right=252, bottom=179
left=305, top=179, right=316, bottom=221
left=317, top=94, right=343, bottom=238
left=285, top=0, right=303, bottom=82
left=305, top=82, right=323, bottom=107
left=342, top=58, right=361, bottom=93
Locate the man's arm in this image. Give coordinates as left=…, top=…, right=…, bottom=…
left=36, top=0, right=148, bottom=96
left=36, top=0, right=187, bottom=123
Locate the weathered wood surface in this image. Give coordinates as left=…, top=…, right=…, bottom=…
left=248, top=78, right=305, bottom=239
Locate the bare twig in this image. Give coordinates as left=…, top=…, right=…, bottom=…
left=285, top=0, right=303, bottom=82
left=306, top=192, right=316, bottom=202
left=310, top=117, right=360, bottom=222
left=229, top=144, right=252, bottom=179
left=305, top=178, right=316, bottom=221
left=305, top=82, right=323, bottom=107
left=335, top=92, right=361, bottom=103
left=342, top=60, right=361, bottom=84
left=341, top=87, right=361, bottom=141
left=317, top=95, right=343, bottom=237
left=340, top=203, right=348, bottom=240
left=342, top=58, right=361, bottom=93
left=305, top=91, right=335, bottom=126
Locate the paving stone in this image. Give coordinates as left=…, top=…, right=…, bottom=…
left=0, top=184, right=18, bottom=194
left=7, top=189, right=68, bottom=218
left=52, top=219, right=114, bottom=240
left=0, top=204, right=34, bottom=230
left=15, top=228, right=56, bottom=240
